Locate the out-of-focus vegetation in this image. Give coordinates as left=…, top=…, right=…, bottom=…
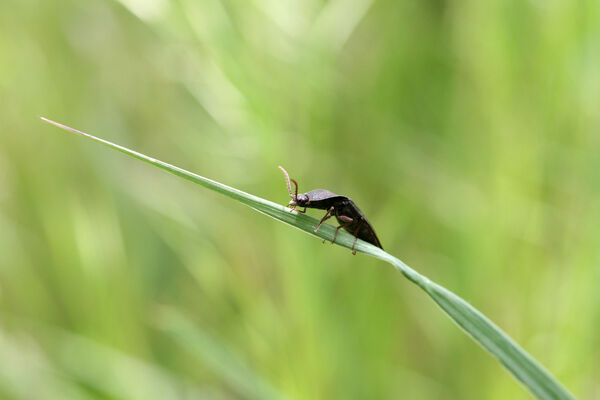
left=0, top=0, right=598, bottom=399
left=41, top=118, right=575, bottom=400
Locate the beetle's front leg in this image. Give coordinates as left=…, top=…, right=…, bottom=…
left=314, top=206, right=334, bottom=233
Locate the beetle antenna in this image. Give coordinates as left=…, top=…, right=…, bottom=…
left=278, top=166, right=294, bottom=198
left=290, top=178, right=299, bottom=198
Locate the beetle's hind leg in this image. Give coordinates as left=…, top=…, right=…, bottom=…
left=350, top=217, right=366, bottom=255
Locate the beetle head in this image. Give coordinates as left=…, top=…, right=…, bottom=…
left=289, top=192, right=309, bottom=207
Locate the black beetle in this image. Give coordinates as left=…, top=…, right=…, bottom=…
left=278, top=166, right=383, bottom=254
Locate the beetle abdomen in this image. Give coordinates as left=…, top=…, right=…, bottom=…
left=334, top=202, right=383, bottom=249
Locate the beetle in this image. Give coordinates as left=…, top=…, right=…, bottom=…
left=278, top=166, right=383, bottom=254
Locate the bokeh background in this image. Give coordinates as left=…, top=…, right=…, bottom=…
left=1, top=0, right=598, bottom=398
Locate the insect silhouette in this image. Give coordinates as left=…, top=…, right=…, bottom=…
left=278, top=166, right=383, bottom=254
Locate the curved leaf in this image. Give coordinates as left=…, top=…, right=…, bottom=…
left=41, top=117, right=576, bottom=400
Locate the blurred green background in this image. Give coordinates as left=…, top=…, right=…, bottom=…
left=1, top=0, right=598, bottom=398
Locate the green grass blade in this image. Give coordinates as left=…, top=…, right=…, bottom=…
left=41, top=117, right=576, bottom=400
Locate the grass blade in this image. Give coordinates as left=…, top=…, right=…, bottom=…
left=41, top=117, right=576, bottom=400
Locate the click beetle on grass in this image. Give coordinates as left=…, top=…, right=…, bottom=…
left=278, top=166, right=383, bottom=254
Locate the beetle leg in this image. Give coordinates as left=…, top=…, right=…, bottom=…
left=349, top=217, right=367, bottom=255
left=331, top=215, right=353, bottom=245
left=314, top=206, right=334, bottom=233
left=290, top=206, right=306, bottom=213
